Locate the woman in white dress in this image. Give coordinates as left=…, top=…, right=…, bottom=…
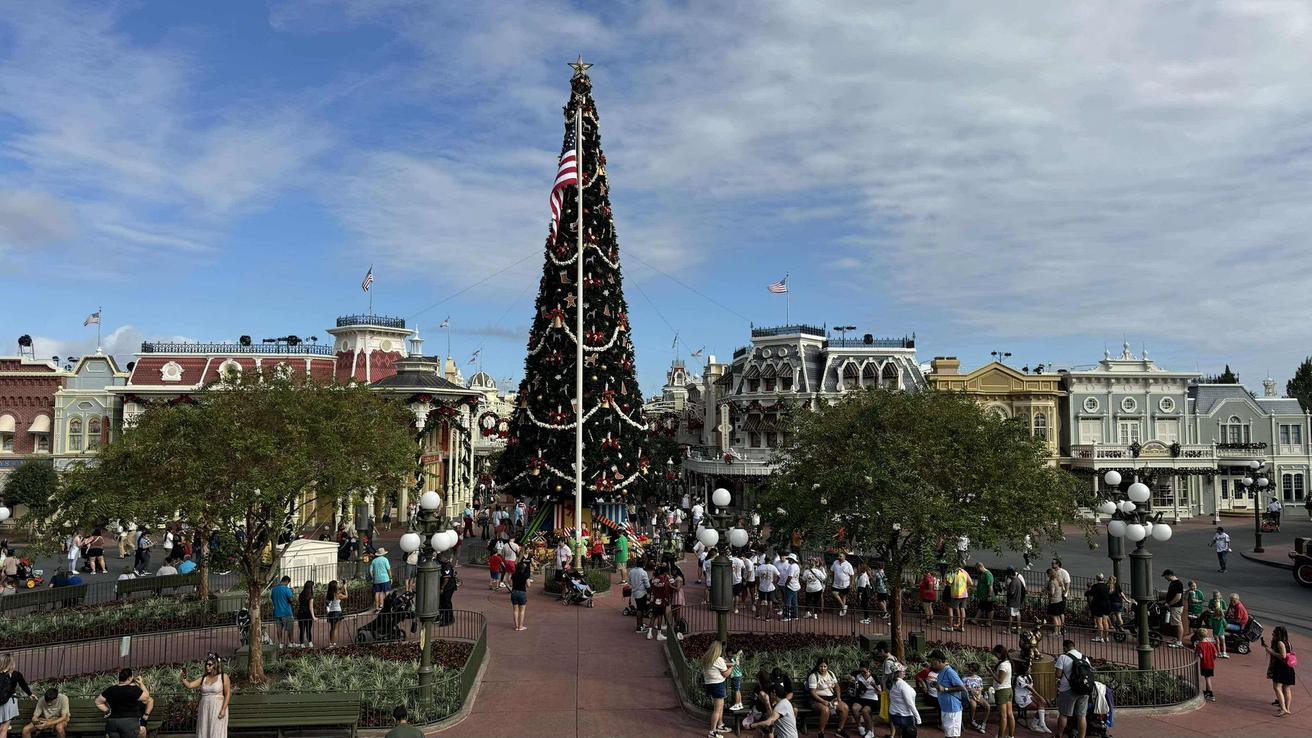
left=180, top=652, right=230, bottom=738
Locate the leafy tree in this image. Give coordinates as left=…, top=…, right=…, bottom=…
left=757, top=389, right=1090, bottom=660
left=1218, top=365, right=1239, bottom=384
left=49, top=368, right=416, bottom=681
left=1287, top=357, right=1312, bottom=412
left=1, top=460, right=58, bottom=522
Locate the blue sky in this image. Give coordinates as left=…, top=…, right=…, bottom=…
left=4, top=1, right=1312, bottom=394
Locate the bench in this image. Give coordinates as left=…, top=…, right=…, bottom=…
left=227, top=692, right=363, bottom=737
left=44, top=694, right=362, bottom=737
left=0, top=583, right=88, bottom=613
left=115, top=571, right=201, bottom=599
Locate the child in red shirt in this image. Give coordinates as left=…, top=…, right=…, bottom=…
left=1193, top=628, right=1219, bottom=701
left=489, top=552, right=506, bottom=590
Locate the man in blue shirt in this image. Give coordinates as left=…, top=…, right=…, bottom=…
left=370, top=547, right=393, bottom=611
left=270, top=575, right=296, bottom=648
left=929, top=649, right=966, bottom=738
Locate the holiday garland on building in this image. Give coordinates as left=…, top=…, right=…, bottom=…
left=495, top=64, right=651, bottom=502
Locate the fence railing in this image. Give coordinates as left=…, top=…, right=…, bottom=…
left=9, top=609, right=487, bottom=730
left=1, top=560, right=367, bottom=615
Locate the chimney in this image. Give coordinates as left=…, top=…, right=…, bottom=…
left=931, top=356, right=960, bottom=375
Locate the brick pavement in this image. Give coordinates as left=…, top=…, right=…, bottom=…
left=430, top=553, right=1310, bottom=738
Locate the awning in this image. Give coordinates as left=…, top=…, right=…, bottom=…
left=28, top=414, right=51, bottom=433
left=0, top=414, right=15, bottom=433
left=742, top=414, right=762, bottom=432
left=760, top=364, right=777, bottom=379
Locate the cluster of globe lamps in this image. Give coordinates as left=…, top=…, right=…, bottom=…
left=398, top=491, right=459, bottom=556
left=1096, top=470, right=1173, bottom=542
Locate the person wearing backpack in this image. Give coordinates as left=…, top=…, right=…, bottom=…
left=1054, top=639, right=1094, bottom=738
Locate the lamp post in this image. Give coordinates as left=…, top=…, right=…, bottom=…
left=1240, top=460, right=1270, bottom=553
left=701, top=487, right=748, bottom=645
left=1098, top=470, right=1173, bottom=671
left=399, top=490, right=456, bottom=702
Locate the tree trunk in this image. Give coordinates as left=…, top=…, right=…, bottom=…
left=890, top=564, right=906, bottom=662
left=197, top=534, right=210, bottom=602
left=244, top=559, right=267, bottom=683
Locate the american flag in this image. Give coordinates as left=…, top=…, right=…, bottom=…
left=467, top=349, right=481, bottom=364
left=767, top=274, right=789, bottom=293
left=550, top=129, right=579, bottom=234
left=361, top=266, right=373, bottom=292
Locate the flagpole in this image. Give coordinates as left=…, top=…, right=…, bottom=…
left=573, top=99, right=585, bottom=569
left=96, top=306, right=102, bottom=353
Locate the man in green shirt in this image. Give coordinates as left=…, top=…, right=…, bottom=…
left=970, top=562, right=996, bottom=626
left=383, top=705, right=424, bottom=738
left=615, top=527, right=630, bottom=584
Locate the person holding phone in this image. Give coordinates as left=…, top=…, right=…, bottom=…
left=180, top=653, right=230, bottom=737
left=1262, top=626, right=1296, bottom=717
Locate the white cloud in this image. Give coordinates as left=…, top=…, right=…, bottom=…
left=0, top=190, right=77, bottom=250
left=28, top=325, right=193, bottom=368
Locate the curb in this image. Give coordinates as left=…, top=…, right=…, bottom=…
left=1239, top=551, right=1293, bottom=571
left=1113, top=692, right=1205, bottom=717
left=662, top=634, right=713, bottom=723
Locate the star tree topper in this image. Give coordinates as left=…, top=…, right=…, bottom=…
left=568, top=54, right=593, bottom=77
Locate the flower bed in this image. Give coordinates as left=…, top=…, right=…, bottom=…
left=1, top=582, right=373, bottom=648
left=45, top=641, right=472, bottom=731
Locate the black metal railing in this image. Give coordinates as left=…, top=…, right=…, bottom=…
left=828, top=336, right=916, bottom=348
left=139, top=342, right=334, bottom=355
left=336, top=314, right=407, bottom=329
left=751, top=324, right=826, bottom=338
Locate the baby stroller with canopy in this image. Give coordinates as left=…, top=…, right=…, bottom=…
left=558, top=570, right=595, bottom=607
left=1224, top=616, right=1262, bottom=655
left=355, top=589, right=416, bottom=643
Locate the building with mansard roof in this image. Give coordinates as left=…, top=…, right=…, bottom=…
left=681, top=323, right=922, bottom=508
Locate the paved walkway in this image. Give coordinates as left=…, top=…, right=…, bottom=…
left=431, top=553, right=1310, bottom=738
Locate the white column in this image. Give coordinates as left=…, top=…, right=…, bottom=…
left=1171, top=475, right=1181, bottom=523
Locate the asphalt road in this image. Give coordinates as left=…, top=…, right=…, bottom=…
left=974, top=513, right=1312, bottom=638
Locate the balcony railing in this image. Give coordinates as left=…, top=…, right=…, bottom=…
left=751, top=324, right=826, bottom=338
left=336, top=314, right=407, bottom=329
left=828, top=335, right=915, bottom=349
left=139, top=342, right=334, bottom=356
left=1070, top=443, right=1213, bottom=460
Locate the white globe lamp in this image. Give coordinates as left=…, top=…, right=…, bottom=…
left=0, top=506, right=10, bottom=523
left=1258, top=477, right=1270, bottom=488
left=444, top=530, right=460, bottom=550
left=698, top=527, right=719, bottom=548
left=712, top=488, right=732, bottom=508
left=1124, top=523, right=1147, bottom=542
left=1127, top=482, right=1150, bottom=503
left=419, top=491, right=441, bottom=511
left=1118, top=501, right=1136, bottom=514
left=399, top=532, right=422, bottom=554
left=1142, top=521, right=1154, bottom=538
left=1151, top=523, right=1173, bottom=542
left=1107, top=519, right=1126, bottom=537
left=1096, top=500, right=1116, bottom=516
left=728, top=527, right=749, bottom=548
left=1248, top=460, right=1261, bottom=470
left=1102, top=470, right=1122, bottom=487
left=1241, top=477, right=1253, bottom=488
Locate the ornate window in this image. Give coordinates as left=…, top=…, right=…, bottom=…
left=0, top=414, right=13, bottom=453
left=1283, top=473, right=1306, bottom=502
left=1158, top=396, right=1176, bottom=413
left=842, top=362, right=860, bottom=390
left=1033, top=412, right=1048, bottom=441
left=1120, top=396, right=1138, bottom=413
left=749, top=432, right=761, bottom=448
left=87, top=417, right=103, bottom=451
left=1223, top=415, right=1250, bottom=444
left=68, top=417, right=84, bottom=452
left=160, top=361, right=183, bottom=382
left=219, top=359, right=242, bottom=379
left=882, top=363, right=899, bottom=389
left=1117, top=420, right=1141, bottom=445
left=988, top=405, right=1009, bottom=420
left=861, top=364, right=877, bottom=388
left=1083, top=397, right=1100, bottom=413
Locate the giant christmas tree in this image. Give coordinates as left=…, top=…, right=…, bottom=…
left=496, top=60, right=651, bottom=509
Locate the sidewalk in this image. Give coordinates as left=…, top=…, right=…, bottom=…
left=427, top=552, right=1310, bottom=737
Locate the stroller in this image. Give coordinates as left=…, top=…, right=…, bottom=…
left=558, top=570, right=595, bottom=607
left=1113, top=600, right=1169, bottom=647
left=1260, top=512, right=1280, bottom=533
left=1224, top=617, right=1262, bottom=655
left=236, top=608, right=274, bottom=648
left=355, top=589, right=416, bottom=643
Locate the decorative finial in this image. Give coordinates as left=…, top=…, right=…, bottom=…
left=568, top=54, right=593, bottom=77
left=1121, top=340, right=1133, bottom=360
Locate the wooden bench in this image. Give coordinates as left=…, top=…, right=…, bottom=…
left=115, top=571, right=201, bottom=599
left=226, top=692, right=363, bottom=737
left=0, top=583, right=88, bottom=613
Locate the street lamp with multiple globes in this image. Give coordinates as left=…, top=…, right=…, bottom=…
left=698, top=487, right=748, bottom=644
left=1239, top=460, right=1271, bottom=553
left=0, top=504, right=10, bottom=524
left=1098, top=470, right=1173, bottom=670
left=398, top=490, right=457, bottom=701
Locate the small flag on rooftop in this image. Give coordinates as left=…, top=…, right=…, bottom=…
left=767, top=274, right=789, bottom=293
left=439, top=317, right=450, bottom=328
left=83, top=311, right=101, bottom=326
left=361, top=266, right=374, bottom=292
left=468, top=349, right=481, bottom=365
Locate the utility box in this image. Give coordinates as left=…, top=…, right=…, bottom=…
left=275, top=539, right=340, bottom=588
